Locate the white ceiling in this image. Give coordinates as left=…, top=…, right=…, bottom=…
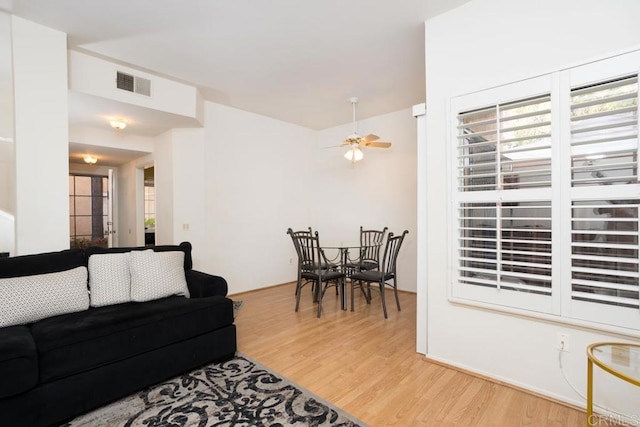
left=68, top=141, right=149, bottom=167
left=6, top=0, right=470, bottom=131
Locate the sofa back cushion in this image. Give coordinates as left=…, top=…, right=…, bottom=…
left=85, top=241, right=193, bottom=270
left=0, top=249, right=85, bottom=279
left=87, top=252, right=131, bottom=307
left=130, top=250, right=189, bottom=302
left=0, top=266, right=90, bottom=327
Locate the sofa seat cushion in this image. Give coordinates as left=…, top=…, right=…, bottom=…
left=30, top=295, right=233, bottom=383
left=0, top=326, right=38, bottom=398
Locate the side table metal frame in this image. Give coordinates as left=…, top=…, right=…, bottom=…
left=586, top=342, right=640, bottom=426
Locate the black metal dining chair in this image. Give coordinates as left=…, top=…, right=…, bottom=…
left=350, top=230, right=408, bottom=318
left=359, top=226, right=388, bottom=271
left=291, top=231, right=346, bottom=318
left=345, top=226, right=388, bottom=276
left=287, top=227, right=314, bottom=297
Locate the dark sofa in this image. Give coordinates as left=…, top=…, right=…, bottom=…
left=0, top=242, right=237, bottom=427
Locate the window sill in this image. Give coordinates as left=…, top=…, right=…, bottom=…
left=448, top=296, right=640, bottom=340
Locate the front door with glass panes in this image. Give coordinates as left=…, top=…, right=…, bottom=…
left=69, top=172, right=113, bottom=249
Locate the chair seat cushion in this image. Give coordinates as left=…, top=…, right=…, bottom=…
left=0, top=326, right=38, bottom=398
left=345, top=261, right=378, bottom=271
left=351, top=270, right=394, bottom=282
left=302, top=270, right=345, bottom=281
left=359, top=261, right=379, bottom=271
left=302, top=262, right=337, bottom=271
left=30, top=295, right=233, bottom=383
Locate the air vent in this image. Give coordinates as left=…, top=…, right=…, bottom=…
left=116, top=71, right=151, bottom=96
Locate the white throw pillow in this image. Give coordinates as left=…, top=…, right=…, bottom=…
left=130, top=250, right=189, bottom=302
left=0, top=266, right=90, bottom=327
left=88, top=252, right=131, bottom=307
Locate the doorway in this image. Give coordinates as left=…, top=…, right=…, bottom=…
left=144, top=166, right=155, bottom=245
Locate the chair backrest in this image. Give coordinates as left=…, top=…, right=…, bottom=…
left=380, top=230, right=409, bottom=275
left=287, top=227, right=321, bottom=272
left=293, top=232, right=324, bottom=275
left=360, top=226, right=388, bottom=266
left=287, top=227, right=313, bottom=267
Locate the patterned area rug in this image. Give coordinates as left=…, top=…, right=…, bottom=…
left=232, top=299, right=244, bottom=318
left=63, top=354, right=365, bottom=427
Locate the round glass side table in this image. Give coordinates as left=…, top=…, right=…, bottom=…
left=586, top=342, right=640, bottom=426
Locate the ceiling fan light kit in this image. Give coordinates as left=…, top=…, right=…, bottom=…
left=341, top=97, right=392, bottom=162
left=344, top=145, right=364, bottom=162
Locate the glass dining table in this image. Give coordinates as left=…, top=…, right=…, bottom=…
left=320, top=242, right=380, bottom=310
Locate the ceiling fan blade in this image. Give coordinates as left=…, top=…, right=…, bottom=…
left=365, top=141, right=392, bottom=148
left=363, top=134, right=380, bottom=142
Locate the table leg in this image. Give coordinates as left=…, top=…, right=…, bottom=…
left=341, top=248, right=348, bottom=310
left=587, top=357, right=594, bottom=426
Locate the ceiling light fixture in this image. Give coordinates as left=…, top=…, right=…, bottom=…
left=344, top=144, right=364, bottom=163
left=83, top=155, right=98, bottom=165
left=110, top=119, right=127, bottom=131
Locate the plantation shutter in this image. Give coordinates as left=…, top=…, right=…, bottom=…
left=452, top=49, right=640, bottom=330
left=458, top=201, right=552, bottom=295
left=455, top=91, right=553, bottom=311
left=569, top=75, right=640, bottom=313
left=570, top=75, right=639, bottom=187
left=457, top=95, right=552, bottom=192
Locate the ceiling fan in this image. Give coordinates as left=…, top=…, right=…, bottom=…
left=341, top=97, right=392, bottom=162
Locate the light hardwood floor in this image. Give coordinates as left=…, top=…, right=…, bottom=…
left=232, top=283, right=586, bottom=426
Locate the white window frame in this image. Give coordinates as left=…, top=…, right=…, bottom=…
left=450, top=50, right=640, bottom=332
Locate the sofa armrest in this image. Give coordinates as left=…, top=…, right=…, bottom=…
left=186, top=270, right=228, bottom=298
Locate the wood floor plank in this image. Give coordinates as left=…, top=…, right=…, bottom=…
left=232, top=283, right=586, bottom=426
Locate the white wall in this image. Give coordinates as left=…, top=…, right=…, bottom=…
left=12, top=17, right=69, bottom=255
left=69, top=125, right=156, bottom=153
left=196, top=102, right=316, bottom=293
left=0, top=140, right=14, bottom=254
left=422, top=0, right=640, bottom=415
left=170, top=128, right=207, bottom=268
left=0, top=12, right=14, bottom=253
left=68, top=50, right=203, bottom=122
left=316, top=109, right=418, bottom=292
left=154, top=130, right=174, bottom=245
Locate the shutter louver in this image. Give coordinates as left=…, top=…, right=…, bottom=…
left=457, top=96, right=552, bottom=192
left=570, top=75, right=640, bottom=313
left=458, top=201, right=552, bottom=295
left=459, top=203, right=498, bottom=288
left=500, top=202, right=552, bottom=295
left=570, top=75, right=638, bottom=187
left=571, top=200, right=639, bottom=309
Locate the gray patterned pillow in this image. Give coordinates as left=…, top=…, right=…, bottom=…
left=130, top=250, right=189, bottom=302
left=0, top=266, right=89, bottom=327
left=88, top=252, right=131, bottom=307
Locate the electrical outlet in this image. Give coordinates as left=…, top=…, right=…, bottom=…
left=289, top=258, right=293, bottom=265
left=556, top=332, right=570, bottom=352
